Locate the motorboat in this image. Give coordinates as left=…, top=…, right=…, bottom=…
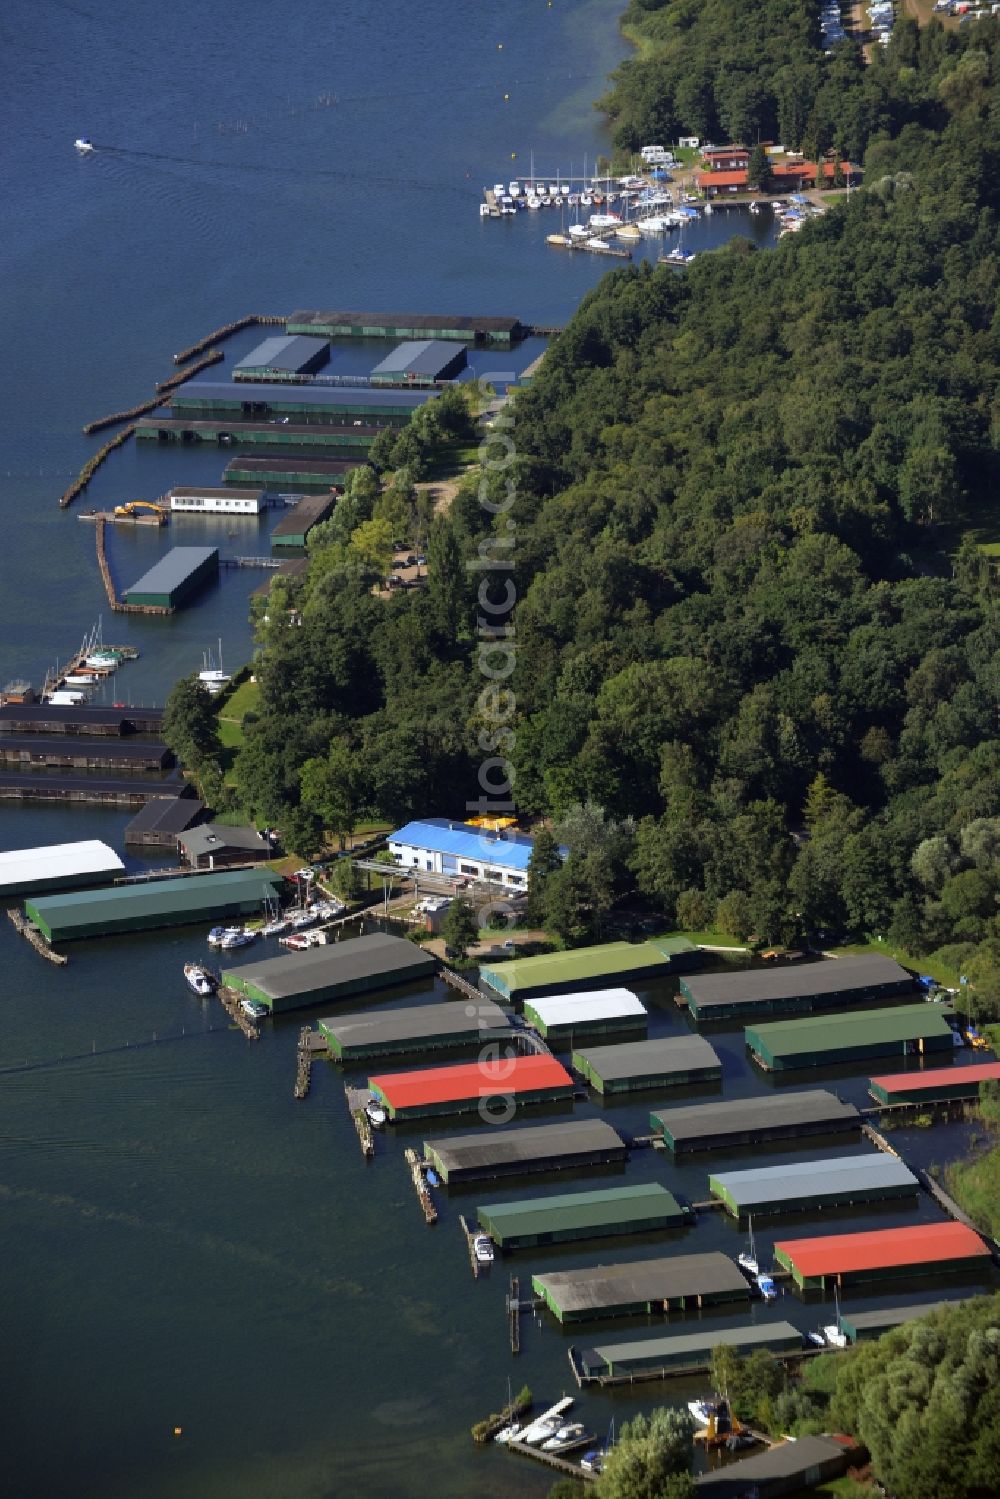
left=546, top=234, right=571, bottom=247
left=806, top=1329, right=827, bottom=1348
left=508, top=180, right=520, bottom=196
left=492, top=181, right=505, bottom=197
left=542, top=1423, right=590, bottom=1453
left=261, top=916, right=289, bottom=937
left=637, top=217, right=667, bottom=234
left=580, top=1450, right=605, bottom=1474
left=183, top=963, right=217, bottom=997
left=473, top=1234, right=495, bottom=1266
left=279, top=932, right=311, bottom=950
left=220, top=927, right=254, bottom=950
left=240, top=998, right=268, bottom=1021
left=365, top=1099, right=388, bottom=1128
left=425, top=1168, right=441, bottom=1187
left=479, top=202, right=490, bottom=217
left=500, top=195, right=516, bottom=215
left=494, top=1424, right=522, bottom=1445
left=822, top=1287, right=849, bottom=1347
left=521, top=1418, right=560, bottom=1447
left=198, top=641, right=230, bottom=695
left=207, top=926, right=230, bottom=947
left=588, top=212, right=621, bottom=229
left=688, top=1398, right=720, bottom=1424
left=289, top=909, right=316, bottom=929
left=616, top=223, right=641, bottom=241
left=74, top=137, right=94, bottom=152
left=548, top=182, right=559, bottom=197
left=568, top=223, right=590, bottom=240
left=756, top=1272, right=777, bottom=1301
left=580, top=192, right=592, bottom=207
left=526, top=194, right=540, bottom=209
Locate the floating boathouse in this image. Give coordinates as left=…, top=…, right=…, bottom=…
left=681, top=953, right=914, bottom=1022
left=746, top=1004, right=957, bottom=1072
left=477, top=1182, right=687, bottom=1250
left=422, top=1117, right=626, bottom=1184
left=572, top=1034, right=721, bottom=1094
left=222, top=933, right=437, bottom=1014
left=650, top=1089, right=860, bottom=1154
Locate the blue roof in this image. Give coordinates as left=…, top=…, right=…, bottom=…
left=389, top=819, right=536, bottom=872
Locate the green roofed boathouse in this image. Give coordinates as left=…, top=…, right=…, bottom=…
left=480, top=938, right=700, bottom=1001
left=746, top=1003, right=957, bottom=1072
left=222, top=933, right=437, bottom=1014
left=25, top=868, right=282, bottom=942
left=578, top=1320, right=803, bottom=1383
left=123, top=546, right=219, bottom=610
left=477, top=1183, right=687, bottom=1250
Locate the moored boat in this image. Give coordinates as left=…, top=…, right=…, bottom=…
left=183, top=963, right=217, bottom=997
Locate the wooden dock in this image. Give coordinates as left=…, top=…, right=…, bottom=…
left=6, top=908, right=68, bottom=965
left=345, top=1084, right=375, bottom=1157
left=215, top=984, right=259, bottom=1040
left=405, top=1147, right=438, bottom=1225
left=94, top=517, right=172, bottom=615
left=439, top=964, right=482, bottom=1002
left=509, top=1275, right=520, bottom=1355
left=294, top=1026, right=323, bottom=1099
left=459, top=1214, right=482, bottom=1279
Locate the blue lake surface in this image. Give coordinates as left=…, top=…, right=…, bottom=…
left=0, top=5, right=970, bottom=1497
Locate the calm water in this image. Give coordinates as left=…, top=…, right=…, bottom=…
left=0, top=5, right=970, bottom=1497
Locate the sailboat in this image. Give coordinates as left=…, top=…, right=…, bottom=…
left=199, top=639, right=230, bottom=695
left=738, top=1216, right=759, bottom=1275
left=822, top=1286, right=849, bottom=1347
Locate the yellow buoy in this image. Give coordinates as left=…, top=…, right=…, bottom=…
left=173, top=1428, right=183, bottom=1438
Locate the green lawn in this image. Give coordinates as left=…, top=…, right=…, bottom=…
left=946, top=1143, right=1000, bottom=1239
left=422, top=442, right=481, bottom=481
left=215, top=676, right=260, bottom=758
left=828, top=938, right=960, bottom=988
left=654, top=928, right=749, bottom=950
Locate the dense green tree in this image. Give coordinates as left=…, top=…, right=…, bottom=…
left=441, top=896, right=480, bottom=958
left=299, top=739, right=364, bottom=850
left=595, top=1407, right=694, bottom=1499
left=162, top=676, right=222, bottom=773
left=525, top=827, right=564, bottom=925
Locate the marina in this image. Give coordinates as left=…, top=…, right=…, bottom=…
left=572, top=1035, right=722, bottom=1094
left=708, top=1153, right=920, bottom=1217
left=476, top=1183, right=688, bottom=1251
left=774, top=1222, right=992, bottom=1290
left=316, top=996, right=509, bottom=1062
left=523, top=988, right=648, bottom=1045
left=681, top=953, right=915, bottom=1022
left=422, top=1117, right=628, bottom=1185
left=868, top=1060, right=1000, bottom=1105
left=745, top=1003, right=959, bottom=1072
left=650, top=1090, right=861, bottom=1153
left=532, top=1252, right=750, bottom=1323
left=220, top=934, right=438, bottom=1014
left=479, top=937, right=699, bottom=999
left=574, top=1320, right=804, bottom=1384
left=24, top=868, right=282, bottom=943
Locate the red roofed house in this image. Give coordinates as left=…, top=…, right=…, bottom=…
left=769, top=159, right=856, bottom=189
left=702, top=146, right=750, bottom=172
left=697, top=169, right=748, bottom=195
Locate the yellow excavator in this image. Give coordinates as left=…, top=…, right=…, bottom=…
left=113, top=501, right=168, bottom=525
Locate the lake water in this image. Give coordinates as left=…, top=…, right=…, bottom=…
left=0, top=5, right=976, bottom=1497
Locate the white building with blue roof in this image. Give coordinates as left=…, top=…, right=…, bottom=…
left=387, top=819, right=537, bottom=888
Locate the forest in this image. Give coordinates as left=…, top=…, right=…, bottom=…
left=218, top=12, right=1000, bottom=1012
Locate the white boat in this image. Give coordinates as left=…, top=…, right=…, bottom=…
left=806, top=1329, right=827, bottom=1348
left=688, top=1398, right=720, bottom=1424
left=588, top=212, right=621, bottom=230
left=493, top=182, right=505, bottom=197
left=500, top=195, right=516, bottom=215
left=479, top=202, right=490, bottom=218
left=261, top=916, right=289, bottom=937
left=637, top=217, right=667, bottom=235
left=183, top=963, right=216, bottom=997
left=220, top=927, right=254, bottom=950
left=240, top=998, right=268, bottom=1021
left=568, top=223, right=590, bottom=240
left=580, top=192, right=592, bottom=207
left=279, top=932, right=311, bottom=950
left=290, top=909, right=315, bottom=929
left=526, top=195, right=540, bottom=209
left=756, top=1272, right=777, bottom=1301
left=704, top=200, right=713, bottom=214
left=536, top=184, right=548, bottom=201
left=207, top=926, right=230, bottom=947
left=473, top=1233, right=494, bottom=1265
left=738, top=1217, right=760, bottom=1276
left=508, top=180, right=520, bottom=196
left=542, top=1423, right=588, bottom=1452
left=616, top=223, right=641, bottom=241
left=521, top=1418, right=560, bottom=1447
left=63, top=673, right=97, bottom=686
left=546, top=233, right=571, bottom=247
left=494, top=1424, right=522, bottom=1445
left=74, top=137, right=94, bottom=152
left=199, top=640, right=230, bottom=695
left=548, top=182, right=559, bottom=196
left=365, top=1099, right=388, bottom=1128
left=822, top=1288, right=849, bottom=1347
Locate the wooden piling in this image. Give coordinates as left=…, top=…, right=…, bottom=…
left=509, top=1275, right=520, bottom=1355
left=215, top=984, right=259, bottom=1040
left=59, top=422, right=136, bottom=509
left=294, top=1026, right=314, bottom=1099
left=93, top=516, right=171, bottom=615
left=173, top=314, right=288, bottom=366
left=459, top=1214, right=480, bottom=1279
left=6, top=909, right=68, bottom=965
left=404, top=1147, right=438, bottom=1224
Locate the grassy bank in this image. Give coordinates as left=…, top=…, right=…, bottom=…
left=946, top=1142, right=1000, bottom=1240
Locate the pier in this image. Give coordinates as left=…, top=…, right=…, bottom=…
left=439, top=964, right=483, bottom=1002
left=509, top=1275, right=520, bottom=1354
left=173, top=314, right=288, bottom=366
left=459, top=1214, right=483, bottom=1279
left=215, top=984, right=259, bottom=1040
left=345, top=1084, right=375, bottom=1157
left=404, top=1147, right=438, bottom=1225
left=6, top=908, right=68, bottom=965
left=59, top=422, right=136, bottom=509
left=294, top=1026, right=325, bottom=1099
left=94, top=517, right=172, bottom=615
